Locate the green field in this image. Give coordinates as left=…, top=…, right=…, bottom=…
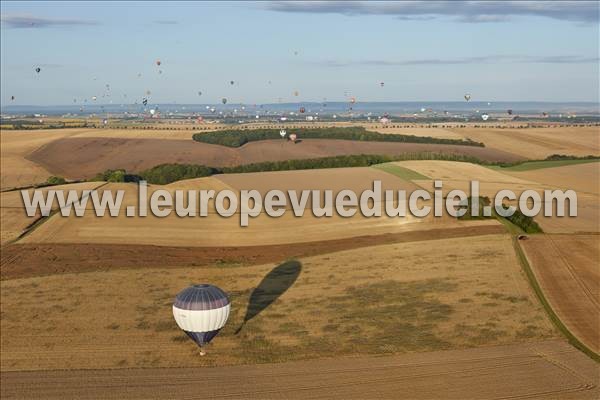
left=372, top=163, right=430, bottom=180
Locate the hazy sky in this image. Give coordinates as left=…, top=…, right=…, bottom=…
left=1, top=1, right=598, bottom=105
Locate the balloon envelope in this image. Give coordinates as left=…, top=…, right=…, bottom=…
left=172, top=284, right=230, bottom=348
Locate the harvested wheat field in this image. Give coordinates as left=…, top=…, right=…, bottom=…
left=16, top=169, right=502, bottom=247
left=393, top=160, right=600, bottom=233
left=2, top=339, right=598, bottom=400
left=506, top=161, right=600, bottom=196
left=0, top=182, right=105, bottom=245
left=453, top=126, right=600, bottom=159
left=0, top=226, right=506, bottom=280
left=28, top=136, right=523, bottom=180
left=521, top=234, right=600, bottom=353
left=0, top=129, right=83, bottom=190
left=1, top=234, right=556, bottom=371
left=506, top=162, right=600, bottom=233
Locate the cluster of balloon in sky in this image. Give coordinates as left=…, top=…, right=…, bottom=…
left=21, top=53, right=552, bottom=122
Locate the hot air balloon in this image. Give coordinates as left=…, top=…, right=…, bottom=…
left=299, top=107, right=305, bottom=113
left=10, top=96, right=15, bottom=101
left=230, top=80, right=235, bottom=85
left=280, top=129, right=287, bottom=138
left=198, top=91, right=202, bottom=96
left=350, top=97, right=356, bottom=104
left=380, top=82, right=384, bottom=87
left=35, top=67, right=41, bottom=73
left=222, top=98, right=227, bottom=104
left=481, top=113, right=489, bottom=121
left=92, top=96, right=97, bottom=101
left=464, top=94, right=471, bottom=101
left=380, top=117, right=390, bottom=124
left=293, top=91, right=299, bottom=97
left=172, top=284, right=230, bottom=356
left=150, top=109, right=156, bottom=116
left=289, top=133, right=297, bottom=142
left=156, top=59, right=161, bottom=66
left=142, top=98, right=148, bottom=106
left=507, top=109, right=513, bottom=115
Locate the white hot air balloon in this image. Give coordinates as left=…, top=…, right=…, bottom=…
left=280, top=129, right=287, bottom=138
left=481, top=113, right=489, bottom=121
left=173, top=284, right=230, bottom=356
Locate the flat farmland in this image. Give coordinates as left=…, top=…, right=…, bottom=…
left=2, top=340, right=597, bottom=400
left=1, top=234, right=556, bottom=371
left=521, top=234, right=600, bottom=353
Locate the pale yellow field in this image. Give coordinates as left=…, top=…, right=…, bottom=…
left=1, top=234, right=556, bottom=371
left=20, top=176, right=500, bottom=247
left=506, top=161, right=600, bottom=196
left=394, top=160, right=599, bottom=234
left=0, top=182, right=105, bottom=245
left=453, top=126, right=600, bottom=159
left=0, top=129, right=81, bottom=189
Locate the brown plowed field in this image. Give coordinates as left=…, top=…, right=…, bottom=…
left=27, top=137, right=523, bottom=180
left=521, top=234, right=600, bottom=353
left=0, top=224, right=505, bottom=280
left=1, top=340, right=598, bottom=400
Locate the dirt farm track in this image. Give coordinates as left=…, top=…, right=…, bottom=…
left=1, top=340, right=598, bottom=400
left=27, top=137, right=523, bottom=180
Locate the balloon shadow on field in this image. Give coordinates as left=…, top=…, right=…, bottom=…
left=235, top=260, right=302, bottom=334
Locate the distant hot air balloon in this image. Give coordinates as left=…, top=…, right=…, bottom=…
left=481, top=113, right=489, bottom=121
left=299, top=107, right=305, bottom=113
left=142, top=98, right=148, bottom=106
left=198, top=91, right=202, bottom=96
left=289, top=133, right=297, bottom=142
left=222, top=98, right=227, bottom=104
left=156, top=59, right=161, bottom=66
left=293, top=91, right=299, bottom=97
left=464, top=94, right=471, bottom=101
left=380, top=82, right=384, bottom=87
left=92, top=96, right=97, bottom=101
left=10, top=96, right=15, bottom=101
left=35, top=67, right=41, bottom=74
left=172, top=284, right=230, bottom=356
left=150, top=109, right=156, bottom=115
left=280, top=129, right=287, bottom=138
left=230, top=80, right=235, bottom=85
left=380, top=117, right=390, bottom=124
left=350, top=97, right=356, bottom=104
left=507, top=109, right=513, bottom=115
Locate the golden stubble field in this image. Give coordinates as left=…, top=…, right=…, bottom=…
left=453, top=126, right=600, bottom=159
left=1, top=234, right=557, bottom=371
left=17, top=168, right=501, bottom=247
left=522, top=234, right=600, bottom=354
